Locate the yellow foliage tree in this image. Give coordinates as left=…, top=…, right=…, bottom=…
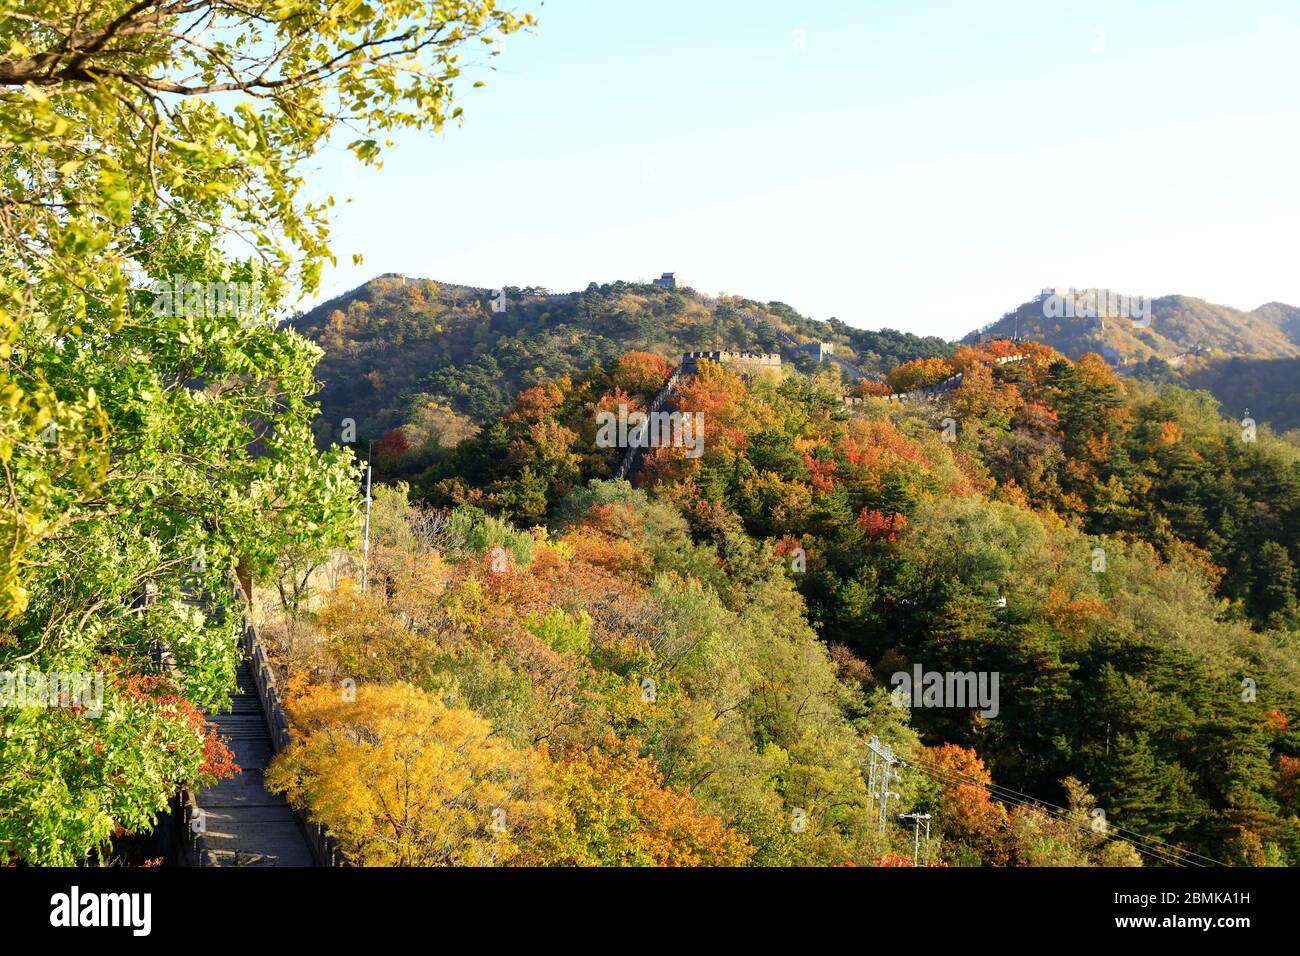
left=886, top=356, right=956, bottom=393
left=267, top=682, right=547, bottom=866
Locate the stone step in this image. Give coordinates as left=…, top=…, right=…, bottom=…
left=191, top=648, right=316, bottom=867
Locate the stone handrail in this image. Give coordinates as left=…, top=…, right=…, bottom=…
left=240, top=622, right=353, bottom=867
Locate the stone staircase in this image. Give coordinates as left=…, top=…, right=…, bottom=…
left=192, top=657, right=314, bottom=867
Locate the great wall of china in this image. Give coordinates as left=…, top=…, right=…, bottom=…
left=843, top=353, right=1027, bottom=406
left=615, top=366, right=684, bottom=481
left=613, top=322, right=1027, bottom=483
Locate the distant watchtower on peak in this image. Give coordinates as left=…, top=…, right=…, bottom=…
left=652, top=272, right=679, bottom=289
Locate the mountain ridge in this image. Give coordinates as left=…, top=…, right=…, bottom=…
left=293, top=275, right=1300, bottom=446
left=290, top=274, right=950, bottom=444
left=963, top=288, right=1300, bottom=364
left=960, top=288, right=1300, bottom=430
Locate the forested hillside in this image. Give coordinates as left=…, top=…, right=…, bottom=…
left=291, top=275, right=948, bottom=448
left=252, top=335, right=1300, bottom=867
left=322, top=343, right=1300, bottom=868
left=965, top=290, right=1300, bottom=368
left=961, top=290, right=1300, bottom=433
left=1135, top=355, right=1300, bottom=435
left=298, top=278, right=1300, bottom=460
left=12, top=0, right=1297, bottom=899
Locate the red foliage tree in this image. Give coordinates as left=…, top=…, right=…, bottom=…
left=375, top=427, right=411, bottom=457
left=858, top=508, right=909, bottom=544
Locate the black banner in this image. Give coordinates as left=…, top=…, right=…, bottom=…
left=0, top=865, right=1281, bottom=944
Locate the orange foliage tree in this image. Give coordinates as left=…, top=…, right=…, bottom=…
left=858, top=508, right=909, bottom=544
left=520, top=736, right=753, bottom=866
left=613, top=351, right=675, bottom=394
left=922, top=743, right=1008, bottom=861
left=886, top=356, right=955, bottom=392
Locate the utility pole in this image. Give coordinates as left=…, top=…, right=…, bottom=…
left=898, top=812, right=932, bottom=865
left=361, top=441, right=373, bottom=593
left=866, top=735, right=879, bottom=803
left=880, top=765, right=900, bottom=832
left=865, top=737, right=900, bottom=832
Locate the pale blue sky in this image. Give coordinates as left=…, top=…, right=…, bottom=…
left=303, top=0, right=1300, bottom=339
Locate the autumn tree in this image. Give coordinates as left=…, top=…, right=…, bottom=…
left=0, top=0, right=533, bottom=861
left=887, top=357, right=955, bottom=392
left=612, top=351, right=675, bottom=395
left=920, top=743, right=1007, bottom=863
left=520, top=736, right=752, bottom=866
left=268, top=682, right=547, bottom=866
left=375, top=427, right=413, bottom=458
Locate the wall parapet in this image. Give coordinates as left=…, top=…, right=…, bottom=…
left=241, top=622, right=353, bottom=867
left=842, top=354, right=1027, bottom=408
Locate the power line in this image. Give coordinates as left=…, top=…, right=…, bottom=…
left=905, top=757, right=1200, bottom=867
left=908, top=755, right=1227, bottom=868
left=858, top=736, right=1201, bottom=869
left=902, top=756, right=1221, bottom=867
left=908, top=758, right=1193, bottom=867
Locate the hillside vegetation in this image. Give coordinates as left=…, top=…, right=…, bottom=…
left=298, top=279, right=1300, bottom=455
left=292, top=276, right=949, bottom=447
left=280, top=276, right=1300, bottom=866
left=967, top=286, right=1300, bottom=361
left=260, top=338, right=1300, bottom=867
left=965, top=290, right=1300, bottom=367
left=963, top=290, right=1300, bottom=432
left=1134, top=355, right=1300, bottom=435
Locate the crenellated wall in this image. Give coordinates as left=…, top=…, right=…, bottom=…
left=615, top=369, right=683, bottom=481
left=842, top=354, right=1028, bottom=407
left=680, top=350, right=782, bottom=375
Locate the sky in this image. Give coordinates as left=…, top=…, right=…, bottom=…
left=302, top=0, right=1300, bottom=340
